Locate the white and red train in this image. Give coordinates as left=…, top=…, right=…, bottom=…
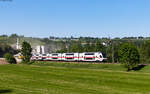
left=31, top=52, right=107, bottom=62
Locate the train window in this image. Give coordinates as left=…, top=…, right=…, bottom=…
left=52, top=58, right=58, bottom=59
left=85, top=53, right=94, bottom=55
left=100, top=55, right=102, bottom=58
left=52, top=54, right=58, bottom=56
left=102, top=53, right=106, bottom=58
left=66, top=58, right=73, bottom=59
left=42, top=54, right=46, bottom=56
left=85, top=58, right=93, bottom=60
left=66, top=53, right=74, bottom=55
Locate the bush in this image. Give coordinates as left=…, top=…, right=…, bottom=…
left=4, top=53, right=17, bottom=64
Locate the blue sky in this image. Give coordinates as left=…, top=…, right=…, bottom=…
left=0, top=0, right=150, bottom=38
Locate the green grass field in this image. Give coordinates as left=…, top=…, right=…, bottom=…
left=0, top=62, right=150, bottom=94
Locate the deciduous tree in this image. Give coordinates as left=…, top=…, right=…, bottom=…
left=21, top=41, right=32, bottom=63
left=119, top=43, right=140, bottom=71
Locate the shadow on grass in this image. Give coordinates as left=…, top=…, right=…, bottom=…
left=0, top=89, right=13, bottom=93
left=132, top=64, right=146, bottom=71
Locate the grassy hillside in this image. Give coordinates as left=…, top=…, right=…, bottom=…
left=0, top=63, right=150, bottom=94
left=0, top=36, right=66, bottom=52
left=0, top=36, right=45, bottom=46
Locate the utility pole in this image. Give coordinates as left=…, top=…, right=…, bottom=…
left=66, top=41, right=70, bottom=53
left=111, top=40, right=115, bottom=63
left=16, top=38, right=19, bottom=50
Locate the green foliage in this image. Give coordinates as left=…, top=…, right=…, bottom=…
left=83, top=43, right=91, bottom=52
left=2, top=34, right=149, bottom=64
left=113, top=43, right=121, bottom=63
left=4, top=53, right=16, bottom=64
left=95, top=41, right=106, bottom=52
left=83, top=41, right=106, bottom=52
left=105, top=40, right=121, bottom=63
left=106, top=46, right=112, bottom=62
left=0, top=43, right=17, bottom=57
left=140, top=40, right=150, bottom=64
left=21, top=41, right=32, bottom=63
left=57, top=41, right=107, bottom=53
left=56, top=48, right=67, bottom=53
left=83, top=42, right=97, bottom=52
left=70, top=42, right=83, bottom=52
left=9, top=34, right=18, bottom=38
left=119, top=43, right=140, bottom=71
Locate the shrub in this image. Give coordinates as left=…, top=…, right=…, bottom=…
left=4, top=53, right=17, bottom=64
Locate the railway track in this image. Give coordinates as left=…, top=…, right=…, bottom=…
left=34, top=60, right=119, bottom=64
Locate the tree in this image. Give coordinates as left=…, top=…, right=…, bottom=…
left=119, top=43, right=140, bottom=71
left=4, top=53, right=16, bottom=64
left=107, top=40, right=121, bottom=63
left=95, top=41, right=106, bottom=52
left=56, top=48, right=67, bottom=53
left=83, top=43, right=91, bottom=52
left=140, top=40, right=150, bottom=64
left=21, top=41, right=32, bottom=63
left=113, top=42, right=121, bottom=63
left=70, top=42, right=83, bottom=52
left=90, top=43, right=96, bottom=52
left=10, top=34, right=18, bottom=38
left=0, top=43, right=17, bottom=57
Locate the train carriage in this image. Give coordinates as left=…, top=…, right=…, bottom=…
left=82, top=52, right=106, bottom=62
left=41, top=54, right=47, bottom=60
left=78, top=53, right=84, bottom=61
left=37, top=54, right=43, bottom=60
left=46, top=54, right=52, bottom=60
left=31, top=52, right=107, bottom=62
left=51, top=53, right=62, bottom=61
left=63, top=53, right=79, bottom=61
left=31, top=54, right=37, bottom=60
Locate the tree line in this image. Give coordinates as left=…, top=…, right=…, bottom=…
left=56, top=39, right=150, bottom=64
left=1, top=34, right=150, bottom=64
left=0, top=37, right=149, bottom=71
left=0, top=43, right=17, bottom=57
left=56, top=40, right=106, bottom=53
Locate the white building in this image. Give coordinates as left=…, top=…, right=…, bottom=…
left=33, top=45, right=48, bottom=54
left=41, top=46, right=45, bottom=54
left=16, top=38, right=22, bottom=50
left=36, top=45, right=42, bottom=54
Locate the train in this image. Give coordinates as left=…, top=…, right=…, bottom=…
left=31, top=52, right=107, bottom=62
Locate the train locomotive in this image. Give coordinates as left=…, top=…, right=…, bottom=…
left=31, top=52, right=107, bottom=62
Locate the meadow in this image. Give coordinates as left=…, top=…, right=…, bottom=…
left=0, top=62, right=150, bottom=94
